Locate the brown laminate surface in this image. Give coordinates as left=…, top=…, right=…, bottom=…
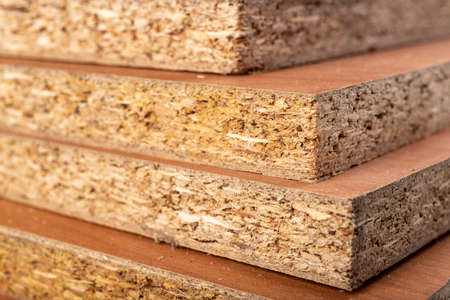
left=1, top=127, right=449, bottom=199
left=1, top=199, right=448, bottom=300
left=1, top=38, right=450, bottom=94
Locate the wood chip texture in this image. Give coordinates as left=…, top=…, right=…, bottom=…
left=0, top=134, right=448, bottom=290
left=1, top=0, right=450, bottom=73
left=0, top=62, right=449, bottom=181
left=0, top=227, right=256, bottom=300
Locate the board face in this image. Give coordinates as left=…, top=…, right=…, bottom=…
left=0, top=129, right=448, bottom=290
left=1, top=40, right=450, bottom=181
left=1, top=1, right=450, bottom=74
left=0, top=200, right=449, bottom=300
left=1, top=39, right=450, bottom=94
left=1, top=128, right=449, bottom=198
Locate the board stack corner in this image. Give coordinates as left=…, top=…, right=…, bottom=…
left=0, top=1, right=449, bottom=298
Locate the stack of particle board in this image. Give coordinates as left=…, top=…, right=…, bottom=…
left=0, top=0, right=449, bottom=298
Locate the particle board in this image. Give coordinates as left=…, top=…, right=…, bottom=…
left=0, top=128, right=448, bottom=291
left=0, top=200, right=449, bottom=300
left=0, top=205, right=255, bottom=300
left=429, top=281, right=450, bottom=300
left=1, top=0, right=450, bottom=74
left=1, top=39, right=450, bottom=181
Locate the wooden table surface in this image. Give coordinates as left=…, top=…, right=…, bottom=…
left=0, top=199, right=449, bottom=300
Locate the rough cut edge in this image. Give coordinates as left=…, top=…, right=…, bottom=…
left=350, top=160, right=450, bottom=289
left=0, top=226, right=257, bottom=300
left=428, top=280, right=450, bottom=300
left=0, top=134, right=449, bottom=290
left=1, top=63, right=450, bottom=181
left=1, top=0, right=450, bottom=73
left=238, top=0, right=450, bottom=73
left=315, top=64, right=450, bottom=178
left=0, top=134, right=354, bottom=290
left=0, top=0, right=244, bottom=74
left=0, top=63, right=320, bottom=181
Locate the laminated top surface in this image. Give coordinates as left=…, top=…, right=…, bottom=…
left=1, top=39, right=449, bottom=183
left=1, top=199, right=449, bottom=299
left=2, top=127, right=450, bottom=199
left=1, top=39, right=450, bottom=94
